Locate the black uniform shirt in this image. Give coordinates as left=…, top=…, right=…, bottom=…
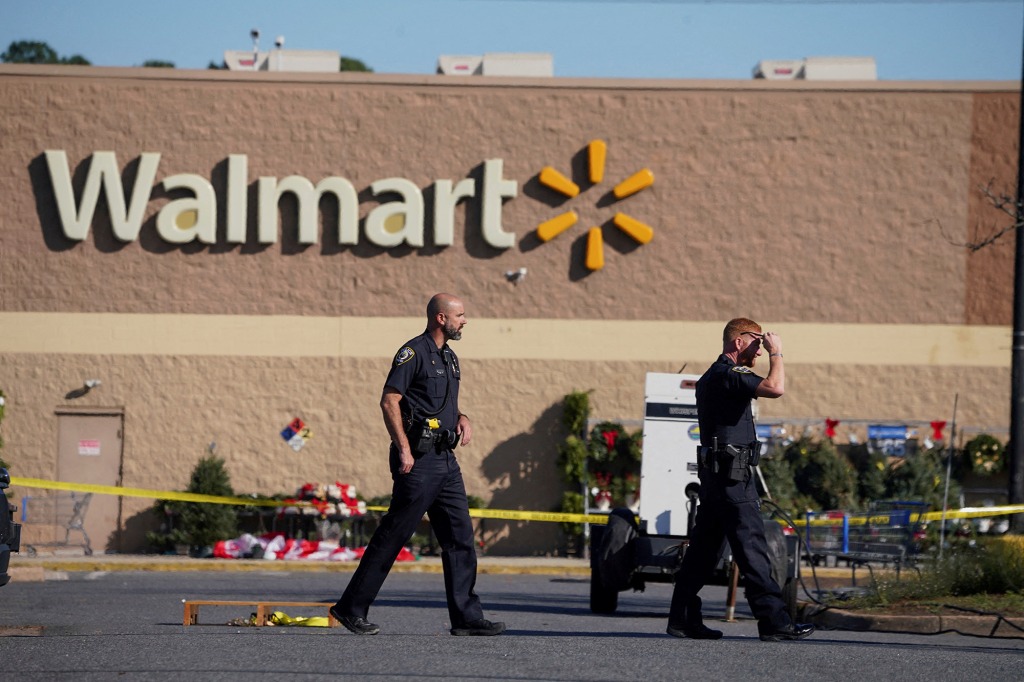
left=695, top=354, right=763, bottom=448
left=384, top=331, right=461, bottom=431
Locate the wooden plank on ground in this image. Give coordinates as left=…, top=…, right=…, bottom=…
left=0, top=625, right=44, bottom=637
left=182, top=599, right=340, bottom=627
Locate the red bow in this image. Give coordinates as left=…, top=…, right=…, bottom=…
left=930, top=421, right=946, bottom=441
left=825, top=418, right=840, bottom=439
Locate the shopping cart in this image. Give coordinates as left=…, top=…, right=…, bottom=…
left=803, top=505, right=923, bottom=584
left=20, top=492, right=93, bottom=556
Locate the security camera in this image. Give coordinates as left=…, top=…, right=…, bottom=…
left=504, top=267, right=528, bottom=285
left=84, top=379, right=101, bottom=389
left=251, top=29, right=260, bottom=40
left=275, top=36, right=285, bottom=49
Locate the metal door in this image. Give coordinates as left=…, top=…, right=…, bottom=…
left=56, top=409, right=124, bottom=553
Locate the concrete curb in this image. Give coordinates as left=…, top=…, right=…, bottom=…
left=803, top=603, right=1024, bottom=638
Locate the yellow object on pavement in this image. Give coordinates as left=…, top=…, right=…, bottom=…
left=269, top=611, right=330, bottom=627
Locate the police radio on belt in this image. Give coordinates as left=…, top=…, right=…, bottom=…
left=406, top=415, right=459, bottom=454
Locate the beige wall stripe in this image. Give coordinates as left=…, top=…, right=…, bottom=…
left=0, top=313, right=1010, bottom=367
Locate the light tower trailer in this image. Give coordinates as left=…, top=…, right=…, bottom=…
left=588, top=372, right=800, bottom=617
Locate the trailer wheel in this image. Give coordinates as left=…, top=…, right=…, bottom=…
left=764, top=520, right=798, bottom=620
left=590, top=561, right=619, bottom=614
left=589, top=508, right=637, bottom=614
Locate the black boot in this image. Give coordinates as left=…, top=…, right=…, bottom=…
left=758, top=621, right=814, bottom=642
left=667, top=622, right=724, bottom=640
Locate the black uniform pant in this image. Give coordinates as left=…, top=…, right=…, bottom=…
left=668, top=470, right=790, bottom=631
left=335, top=446, right=484, bottom=627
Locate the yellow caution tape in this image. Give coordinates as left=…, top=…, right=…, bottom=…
left=18, top=475, right=1017, bottom=527
left=921, top=505, right=1024, bottom=522
left=799, top=505, right=1024, bottom=526
left=11, top=476, right=288, bottom=507
left=8, top=476, right=610, bottom=525
left=467, top=508, right=610, bottom=524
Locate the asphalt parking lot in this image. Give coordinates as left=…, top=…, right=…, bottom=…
left=1, top=563, right=1023, bottom=681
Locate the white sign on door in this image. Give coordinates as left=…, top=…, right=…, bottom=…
left=78, top=439, right=101, bottom=456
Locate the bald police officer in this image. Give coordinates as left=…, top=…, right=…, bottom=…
left=331, top=293, right=505, bottom=637
left=667, top=318, right=814, bottom=642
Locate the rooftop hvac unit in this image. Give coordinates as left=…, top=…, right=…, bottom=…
left=224, top=50, right=269, bottom=71
left=753, top=56, right=878, bottom=81
left=224, top=49, right=340, bottom=72
left=802, top=56, right=877, bottom=81
left=437, top=55, right=484, bottom=75
left=438, top=53, right=553, bottom=77
left=266, top=50, right=340, bottom=73
left=753, top=59, right=804, bottom=80
left=481, top=53, right=553, bottom=77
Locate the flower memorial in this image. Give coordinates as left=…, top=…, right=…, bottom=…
left=212, top=481, right=414, bottom=562
left=278, top=481, right=367, bottom=518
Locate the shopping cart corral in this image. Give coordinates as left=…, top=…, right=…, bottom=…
left=20, top=492, right=93, bottom=556
left=802, top=502, right=926, bottom=585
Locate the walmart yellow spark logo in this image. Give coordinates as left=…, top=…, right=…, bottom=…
left=535, top=139, right=654, bottom=271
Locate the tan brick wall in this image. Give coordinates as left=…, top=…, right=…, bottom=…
left=0, top=67, right=1017, bottom=555
left=966, top=92, right=1020, bottom=324
left=1, top=68, right=1012, bottom=324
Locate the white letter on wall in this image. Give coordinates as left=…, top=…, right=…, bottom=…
left=157, top=174, right=216, bottom=244
left=258, top=175, right=359, bottom=245
left=45, top=150, right=160, bottom=242
left=319, top=177, right=359, bottom=245
left=433, top=178, right=476, bottom=246
left=481, top=158, right=517, bottom=249
left=226, top=154, right=248, bottom=243
left=366, top=178, right=425, bottom=248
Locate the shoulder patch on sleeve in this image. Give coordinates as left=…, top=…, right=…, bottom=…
left=730, top=365, right=753, bottom=374
left=394, top=347, right=415, bottom=366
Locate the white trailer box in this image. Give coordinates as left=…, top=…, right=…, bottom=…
left=639, top=372, right=702, bottom=536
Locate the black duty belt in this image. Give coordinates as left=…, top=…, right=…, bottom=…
left=697, top=443, right=761, bottom=481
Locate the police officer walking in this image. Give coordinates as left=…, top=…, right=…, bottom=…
left=331, top=293, right=505, bottom=637
left=667, top=318, right=813, bottom=642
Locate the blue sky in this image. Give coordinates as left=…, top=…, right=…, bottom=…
left=2, top=0, right=1022, bottom=80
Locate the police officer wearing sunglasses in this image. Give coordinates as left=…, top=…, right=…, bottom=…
left=667, top=318, right=814, bottom=642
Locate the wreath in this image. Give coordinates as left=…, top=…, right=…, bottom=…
left=964, top=434, right=1005, bottom=476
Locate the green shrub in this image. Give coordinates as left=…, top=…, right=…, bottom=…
left=884, top=445, right=959, bottom=510
left=759, top=451, right=801, bottom=511
left=559, top=490, right=584, bottom=538
left=556, top=434, right=588, bottom=484
left=174, top=452, right=238, bottom=552
left=944, top=536, right=1024, bottom=595
left=561, top=390, right=590, bottom=435
left=846, top=443, right=887, bottom=503
left=555, top=390, right=645, bottom=555
left=835, top=536, right=1024, bottom=609
left=782, top=437, right=858, bottom=511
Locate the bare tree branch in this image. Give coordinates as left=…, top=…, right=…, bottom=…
left=943, top=181, right=1022, bottom=252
